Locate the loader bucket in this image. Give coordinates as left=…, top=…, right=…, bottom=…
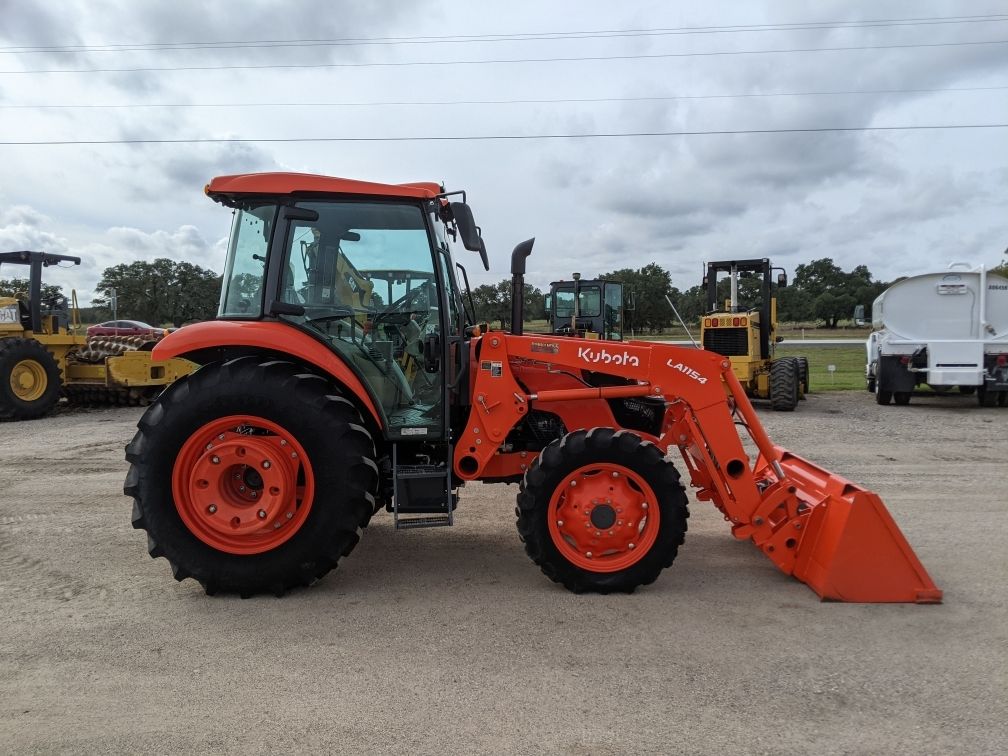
left=755, top=448, right=942, bottom=604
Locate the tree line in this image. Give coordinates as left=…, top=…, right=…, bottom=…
left=472, top=258, right=905, bottom=333
left=7, top=255, right=1005, bottom=331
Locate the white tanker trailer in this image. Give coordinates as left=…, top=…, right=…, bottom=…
left=866, top=263, right=1008, bottom=406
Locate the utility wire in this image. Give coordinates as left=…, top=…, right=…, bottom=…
left=2, top=12, right=1006, bottom=54
left=1, top=123, right=1005, bottom=146
left=3, top=84, right=1005, bottom=110
left=3, top=37, right=1006, bottom=75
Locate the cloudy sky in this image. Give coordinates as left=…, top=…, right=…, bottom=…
left=0, top=0, right=1006, bottom=304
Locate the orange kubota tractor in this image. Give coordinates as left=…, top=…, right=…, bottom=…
left=125, top=173, right=941, bottom=602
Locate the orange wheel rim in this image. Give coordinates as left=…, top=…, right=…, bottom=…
left=547, top=462, right=660, bottom=572
left=171, top=415, right=315, bottom=555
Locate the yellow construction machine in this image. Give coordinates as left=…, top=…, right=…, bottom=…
left=0, top=250, right=194, bottom=420
left=699, top=258, right=808, bottom=411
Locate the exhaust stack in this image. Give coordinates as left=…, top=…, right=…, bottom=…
left=509, top=238, right=535, bottom=335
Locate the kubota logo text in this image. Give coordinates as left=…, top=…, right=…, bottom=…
left=577, top=346, right=640, bottom=367
left=666, top=360, right=708, bottom=384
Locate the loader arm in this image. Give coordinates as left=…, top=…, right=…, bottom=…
left=457, top=333, right=942, bottom=603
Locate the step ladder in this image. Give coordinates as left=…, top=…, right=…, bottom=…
left=392, top=445, right=454, bottom=530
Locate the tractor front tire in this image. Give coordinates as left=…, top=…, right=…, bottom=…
left=0, top=338, right=62, bottom=420
left=516, top=428, right=688, bottom=593
left=124, top=357, right=379, bottom=596
left=770, top=357, right=799, bottom=411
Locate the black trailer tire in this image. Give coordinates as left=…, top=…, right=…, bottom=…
left=770, top=357, right=799, bottom=411
left=874, top=372, right=892, bottom=405
left=958, top=385, right=976, bottom=395
left=124, top=357, right=379, bottom=596
left=516, top=428, right=688, bottom=594
left=894, top=392, right=912, bottom=406
left=978, top=387, right=998, bottom=407
left=998, top=391, right=1008, bottom=407
left=0, top=338, right=62, bottom=420
left=796, top=356, right=810, bottom=397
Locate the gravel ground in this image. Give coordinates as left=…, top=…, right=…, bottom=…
left=1, top=392, right=1005, bottom=754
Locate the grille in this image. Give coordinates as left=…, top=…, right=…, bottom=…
left=703, top=327, right=749, bottom=357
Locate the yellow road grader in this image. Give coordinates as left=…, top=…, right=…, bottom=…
left=0, top=250, right=194, bottom=420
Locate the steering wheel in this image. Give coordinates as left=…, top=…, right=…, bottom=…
left=375, top=280, right=437, bottom=326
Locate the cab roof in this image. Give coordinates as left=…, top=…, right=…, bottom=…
left=205, top=172, right=444, bottom=204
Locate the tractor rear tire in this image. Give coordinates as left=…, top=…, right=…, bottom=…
left=516, top=428, right=689, bottom=593
left=770, top=358, right=799, bottom=411
left=0, top=338, right=62, bottom=420
left=124, top=356, right=379, bottom=596
left=796, top=356, right=810, bottom=398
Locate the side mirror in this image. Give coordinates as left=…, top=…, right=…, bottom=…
left=451, top=202, right=482, bottom=252
left=777, top=272, right=788, bottom=288
left=477, top=238, right=489, bottom=271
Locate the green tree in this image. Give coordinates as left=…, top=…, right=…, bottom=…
left=94, top=258, right=221, bottom=327
left=598, top=263, right=675, bottom=333
left=0, top=278, right=64, bottom=302
left=470, top=279, right=545, bottom=329
left=791, top=257, right=886, bottom=327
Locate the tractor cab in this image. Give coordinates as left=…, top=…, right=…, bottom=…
left=212, top=179, right=484, bottom=441
left=545, top=276, right=627, bottom=340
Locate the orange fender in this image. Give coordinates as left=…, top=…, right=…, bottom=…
left=151, top=320, right=383, bottom=428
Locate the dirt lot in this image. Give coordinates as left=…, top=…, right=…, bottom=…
left=1, top=392, right=1005, bottom=754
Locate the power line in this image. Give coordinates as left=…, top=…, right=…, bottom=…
left=2, top=13, right=1006, bottom=54
left=3, top=37, right=1006, bottom=75
left=1, top=123, right=1005, bottom=146
left=3, top=84, right=1005, bottom=110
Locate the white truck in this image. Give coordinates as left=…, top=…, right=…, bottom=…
left=866, top=263, right=1008, bottom=406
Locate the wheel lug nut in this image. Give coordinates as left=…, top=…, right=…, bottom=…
left=570, top=480, right=577, bottom=487
left=239, top=485, right=246, bottom=492
left=641, top=502, right=648, bottom=510
left=285, top=512, right=293, bottom=519
left=557, top=520, right=564, bottom=527
left=628, top=542, right=635, bottom=550
left=208, top=505, right=217, bottom=514
left=211, top=456, right=220, bottom=464
left=608, top=531, right=614, bottom=536
left=586, top=551, right=593, bottom=558
left=218, top=434, right=225, bottom=440
left=250, top=491, right=257, bottom=498
left=595, top=531, right=601, bottom=536
left=261, top=460, right=271, bottom=469
left=257, top=509, right=267, bottom=519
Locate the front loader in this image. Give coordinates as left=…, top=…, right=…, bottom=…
left=124, top=173, right=941, bottom=603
